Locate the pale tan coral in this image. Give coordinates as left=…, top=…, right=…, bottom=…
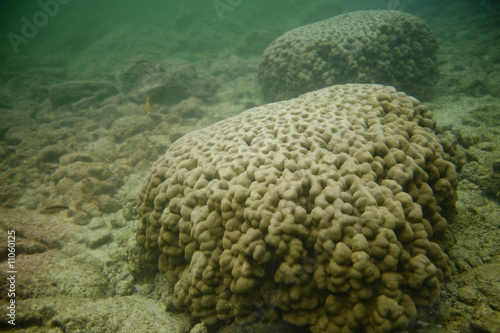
left=259, top=10, right=439, bottom=102
left=136, top=84, right=457, bottom=333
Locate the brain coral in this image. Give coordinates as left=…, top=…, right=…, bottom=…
left=258, top=10, right=440, bottom=102
left=136, top=84, right=457, bottom=333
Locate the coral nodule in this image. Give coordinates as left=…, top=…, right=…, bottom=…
left=136, top=84, right=458, bottom=333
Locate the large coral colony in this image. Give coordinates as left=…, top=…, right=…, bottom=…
left=136, top=10, right=458, bottom=333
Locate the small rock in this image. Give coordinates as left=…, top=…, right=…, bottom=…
left=16, top=238, right=48, bottom=255
left=122, top=201, right=137, bottom=221
left=467, top=254, right=484, bottom=268
left=477, top=142, right=495, bottom=152
left=87, top=230, right=113, bottom=249
left=59, top=152, right=94, bottom=165
left=115, top=280, right=135, bottom=296
left=118, top=58, right=165, bottom=92
left=49, top=81, right=118, bottom=109
left=122, top=63, right=218, bottom=105
left=454, top=256, right=472, bottom=272
left=171, top=97, right=207, bottom=119
left=458, top=285, right=478, bottom=305
left=111, top=216, right=127, bottom=229
left=493, top=160, right=500, bottom=173
left=219, top=321, right=302, bottom=333
left=52, top=162, right=113, bottom=182
left=54, top=177, right=76, bottom=196
left=71, top=95, right=98, bottom=111
left=70, top=210, right=92, bottom=225
left=0, top=231, right=8, bottom=257
left=88, top=217, right=107, bottom=230
left=476, top=173, right=500, bottom=197
left=0, top=89, right=14, bottom=109
left=4, top=126, right=27, bottom=145
left=97, top=194, right=121, bottom=213
left=0, top=109, right=35, bottom=140
left=471, top=305, right=500, bottom=333
left=190, top=322, right=208, bottom=333
left=458, top=128, right=481, bottom=148
left=36, top=145, right=67, bottom=165
left=465, top=149, right=480, bottom=162
left=110, top=115, right=156, bottom=141
left=487, top=70, right=500, bottom=97
left=469, top=105, right=500, bottom=126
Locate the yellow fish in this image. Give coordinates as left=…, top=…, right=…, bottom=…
left=145, top=96, right=151, bottom=113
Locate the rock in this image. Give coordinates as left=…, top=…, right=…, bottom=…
left=457, top=127, right=482, bottom=148
left=471, top=306, right=500, bottom=333
left=59, top=152, right=95, bottom=165
left=148, top=66, right=202, bottom=104
left=171, top=97, right=206, bottom=118
left=476, top=172, right=500, bottom=199
left=0, top=248, right=110, bottom=299
left=458, top=285, right=478, bottom=305
left=209, top=55, right=249, bottom=78
left=0, top=109, right=36, bottom=141
left=35, top=145, right=68, bottom=165
left=493, top=160, right=500, bottom=173
left=190, top=322, right=208, bottom=333
left=122, top=201, right=137, bottom=222
left=110, top=216, right=127, bottom=229
left=0, top=208, right=81, bottom=250
left=219, top=321, right=303, bottom=333
left=87, top=230, right=113, bottom=249
left=2, top=295, right=194, bottom=332
left=49, top=81, right=118, bottom=109
left=469, top=105, right=500, bottom=127
left=3, top=126, right=26, bottom=145
left=0, top=229, right=8, bottom=258
left=120, top=61, right=218, bottom=106
left=52, top=162, right=113, bottom=182
left=97, top=194, right=122, bottom=213
left=486, top=70, right=500, bottom=97
left=0, top=89, right=15, bottom=109
left=118, top=57, right=165, bottom=92
left=103, top=254, right=136, bottom=296
left=88, top=217, right=107, bottom=230
left=110, top=115, right=156, bottom=141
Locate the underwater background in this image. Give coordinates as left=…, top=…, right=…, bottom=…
left=0, top=0, right=499, bottom=332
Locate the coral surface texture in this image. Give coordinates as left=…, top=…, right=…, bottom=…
left=136, top=84, right=458, bottom=333
left=259, top=10, right=440, bottom=102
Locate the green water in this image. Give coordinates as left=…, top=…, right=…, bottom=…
left=1, top=0, right=495, bottom=82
